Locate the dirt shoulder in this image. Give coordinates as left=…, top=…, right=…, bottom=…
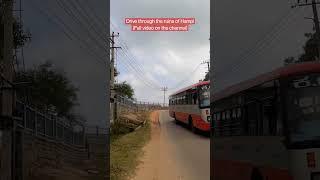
left=110, top=111, right=152, bottom=180
left=131, top=111, right=187, bottom=180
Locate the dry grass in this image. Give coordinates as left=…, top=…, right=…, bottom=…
left=110, top=111, right=151, bottom=180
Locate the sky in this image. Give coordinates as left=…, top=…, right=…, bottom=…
left=18, top=0, right=109, bottom=127
left=111, top=0, right=210, bottom=103
left=212, top=0, right=313, bottom=92
left=16, top=0, right=315, bottom=126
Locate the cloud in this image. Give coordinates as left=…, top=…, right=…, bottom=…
left=112, top=0, right=210, bottom=103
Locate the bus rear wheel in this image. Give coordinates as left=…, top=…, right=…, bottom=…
left=189, top=117, right=197, bottom=133
left=174, top=114, right=179, bottom=124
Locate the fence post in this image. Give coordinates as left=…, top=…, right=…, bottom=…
left=82, top=125, right=85, bottom=146
left=35, top=111, right=37, bottom=135
left=54, top=116, right=57, bottom=140
left=72, top=130, right=74, bottom=145
left=44, top=115, right=46, bottom=136
left=23, top=104, right=26, bottom=128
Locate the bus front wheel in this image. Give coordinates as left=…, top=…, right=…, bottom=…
left=251, top=167, right=263, bottom=180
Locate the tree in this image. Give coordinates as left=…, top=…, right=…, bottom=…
left=298, top=33, right=318, bottom=62
left=15, top=61, right=78, bottom=117
left=114, top=81, right=134, bottom=99
left=204, top=71, right=210, bottom=81
left=283, top=32, right=319, bottom=65
left=13, top=18, right=31, bottom=49
left=283, top=56, right=296, bottom=66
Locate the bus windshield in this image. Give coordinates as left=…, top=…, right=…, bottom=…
left=199, top=84, right=210, bottom=108
left=287, top=74, right=320, bottom=144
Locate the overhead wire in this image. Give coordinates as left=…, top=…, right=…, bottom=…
left=28, top=0, right=107, bottom=65
left=215, top=7, right=301, bottom=77
left=53, top=0, right=107, bottom=54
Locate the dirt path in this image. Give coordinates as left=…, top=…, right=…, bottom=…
left=131, top=110, right=209, bottom=180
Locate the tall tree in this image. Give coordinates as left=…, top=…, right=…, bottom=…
left=12, top=18, right=31, bottom=49
left=114, top=81, right=134, bottom=99
left=204, top=71, right=210, bottom=81
left=283, top=32, right=319, bottom=65
left=15, top=61, right=78, bottom=117
left=298, top=33, right=318, bottom=62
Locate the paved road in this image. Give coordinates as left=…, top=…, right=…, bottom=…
left=132, top=110, right=210, bottom=180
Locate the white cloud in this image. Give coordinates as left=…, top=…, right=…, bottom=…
left=112, top=0, right=210, bottom=103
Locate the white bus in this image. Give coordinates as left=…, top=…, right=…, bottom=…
left=211, top=62, right=320, bottom=180
left=169, top=81, right=210, bottom=132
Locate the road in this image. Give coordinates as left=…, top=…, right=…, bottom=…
left=132, top=110, right=210, bottom=180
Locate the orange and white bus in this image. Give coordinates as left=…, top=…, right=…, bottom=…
left=169, top=81, right=210, bottom=132
left=211, top=62, right=320, bottom=180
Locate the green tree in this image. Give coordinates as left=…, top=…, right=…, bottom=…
left=283, top=32, right=319, bottom=65
left=298, top=33, right=318, bottom=62
left=204, top=71, right=210, bottom=81
left=114, top=81, right=134, bottom=99
left=13, top=18, right=31, bottom=49
left=283, top=56, right=296, bottom=66
left=15, top=61, right=78, bottom=117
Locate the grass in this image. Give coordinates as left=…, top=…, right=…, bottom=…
left=110, top=112, right=151, bottom=180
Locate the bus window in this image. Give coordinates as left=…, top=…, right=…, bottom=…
left=216, top=112, right=221, bottom=136
left=237, top=108, right=242, bottom=118
left=193, top=93, right=198, bottom=104
left=232, top=109, right=237, bottom=118
left=187, top=93, right=192, bottom=104
left=199, top=84, right=210, bottom=108
left=262, top=101, right=272, bottom=136
left=287, top=74, right=320, bottom=144
left=184, top=95, right=188, bottom=104
left=226, top=110, right=231, bottom=136
left=247, top=102, right=259, bottom=136
left=226, top=110, right=230, bottom=119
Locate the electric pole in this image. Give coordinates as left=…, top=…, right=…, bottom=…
left=292, top=0, right=320, bottom=61
left=160, top=87, right=168, bottom=107
left=201, top=60, right=210, bottom=72
left=109, top=32, right=121, bottom=122
left=0, top=0, right=15, bottom=179
left=201, top=60, right=210, bottom=80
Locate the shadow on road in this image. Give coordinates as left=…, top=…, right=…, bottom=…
left=169, top=119, right=210, bottom=138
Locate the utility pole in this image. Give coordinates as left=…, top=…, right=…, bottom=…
left=160, top=87, right=168, bottom=107
left=109, top=32, right=121, bottom=122
left=201, top=60, right=210, bottom=81
left=0, top=1, right=15, bottom=179
left=293, top=0, right=320, bottom=61
left=201, top=60, right=210, bottom=72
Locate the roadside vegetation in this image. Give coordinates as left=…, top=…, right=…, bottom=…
left=110, top=111, right=151, bottom=180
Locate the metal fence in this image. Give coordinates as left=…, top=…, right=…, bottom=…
left=116, top=95, right=168, bottom=111
left=13, top=100, right=85, bottom=146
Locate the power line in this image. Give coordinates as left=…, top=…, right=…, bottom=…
left=117, top=51, right=161, bottom=90
left=215, top=7, right=303, bottom=78
left=109, top=19, right=166, bottom=89
left=62, top=0, right=107, bottom=40
left=112, top=38, right=162, bottom=88
left=292, top=0, right=320, bottom=61
left=115, top=36, right=162, bottom=88
left=168, top=63, right=202, bottom=91
left=28, top=0, right=107, bottom=65
left=53, top=0, right=107, bottom=53
left=217, top=7, right=308, bottom=86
